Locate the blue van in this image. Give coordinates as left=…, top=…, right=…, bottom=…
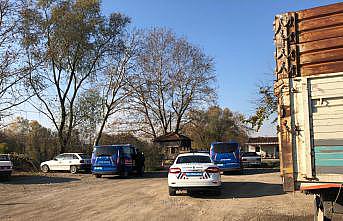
left=91, top=144, right=145, bottom=178
left=210, top=141, right=242, bottom=174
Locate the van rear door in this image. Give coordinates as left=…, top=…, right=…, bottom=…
left=212, top=143, right=239, bottom=163
left=92, top=146, right=119, bottom=170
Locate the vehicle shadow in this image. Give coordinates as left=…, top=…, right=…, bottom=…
left=189, top=181, right=285, bottom=199
left=241, top=168, right=280, bottom=175
left=0, top=174, right=80, bottom=185
left=103, top=171, right=168, bottom=179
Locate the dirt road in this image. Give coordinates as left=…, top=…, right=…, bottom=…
left=0, top=169, right=314, bottom=221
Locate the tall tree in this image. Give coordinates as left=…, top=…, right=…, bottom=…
left=0, top=0, right=30, bottom=125
left=19, top=0, right=130, bottom=152
left=127, top=28, right=216, bottom=139
left=245, top=82, right=277, bottom=131
left=183, top=106, right=249, bottom=148
left=94, top=32, right=139, bottom=145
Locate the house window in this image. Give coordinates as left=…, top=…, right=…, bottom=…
left=171, top=147, right=176, bottom=154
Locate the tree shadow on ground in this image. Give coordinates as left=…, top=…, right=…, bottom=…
left=0, top=174, right=80, bottom=185
left=102, top=171, right=168, bottom=180
left=189, top=181, right=285, bottom=199
left=222, top=168, right=280, bottom=176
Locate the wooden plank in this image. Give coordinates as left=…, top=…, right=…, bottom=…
left=301, top=60, right=343, bottom=76
left=300, top=47, right=343, bottom=65
left=299, top=25, right=343, bottom=43
left=299, top=37, right=343, bottom=54
left=298, top=13, right=343, bottom=32
left=298, top=2, right=343, bottom=20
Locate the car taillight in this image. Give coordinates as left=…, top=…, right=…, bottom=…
left=80, top=160, right=84, bottom=163
left=206, top=167, right=220, bottom=173
left=169, top=167, right=181, bottom=174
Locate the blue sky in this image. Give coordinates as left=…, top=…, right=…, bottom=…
left=101, top=0, right=341, bottom=136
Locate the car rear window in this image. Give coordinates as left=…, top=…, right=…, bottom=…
left=213, top=143, right=238, bottom=153
left=242, top=152, right=258, bottom=157
left=176, top=155, right=211, bottom=164
left=78, top=154, right=90, bottom=159
left=93, top=146, right=120, bottom=156
left=0, top=155, right=9, bottom=161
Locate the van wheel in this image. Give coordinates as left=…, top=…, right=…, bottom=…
left=70, top=165, right=78, bottom=174
left=95, top=174, right=102, bottom=178
left=138, top=165, right=145, bottom=176
left=169, top=187, right=176, bottom=196
left=41, top=165, right=49, bottom=173
left=120, top=170, right=129, bottom=178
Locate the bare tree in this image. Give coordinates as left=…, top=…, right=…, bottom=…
left=93, top=32, right=139, bottom=145
left=0, top=0, right=30, bottom=124
left=127, top=28, right=216, bottom=139
left=19, top=0, right=130, bottom=152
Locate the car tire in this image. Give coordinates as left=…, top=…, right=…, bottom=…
left=70, top=165, right=78, bottom=174
left=169, top=187, right=176, bottom=196
left=41, top=164, right=50, bottom=173
left=95, top=174, right=102, bottom=178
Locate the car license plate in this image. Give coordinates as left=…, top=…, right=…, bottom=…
left=94, top=167, right=102, bottom=170
left=217, top=164, right=223, bottom=166
left=186, top=172, right=202, bottom=176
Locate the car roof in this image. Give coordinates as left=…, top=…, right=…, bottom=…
left=176, top=152, right=210, bottom=157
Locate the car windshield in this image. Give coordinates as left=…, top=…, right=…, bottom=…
left=213, top=143, right=238, bottom=153
left=0, top=155, right=9, bottom=161
left=176, top=155, right=211, bottom=164
left=78, top=154, right=90, bottom=159
left=93, top=146, right=120, bottom=156
left=242, top=152, right=258, bottom=157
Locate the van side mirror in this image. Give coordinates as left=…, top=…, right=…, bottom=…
left=54, top=158, right=58, bottom=161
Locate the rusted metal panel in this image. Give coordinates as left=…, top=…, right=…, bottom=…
left=300, top=48, right=343, bottom=65
left=275, top=3, right=343, bottom=79
left=274, top=78, right=295, bottom=192
left=298, top=13, right=343, bottom=32
left=301, top=61, right=343, bottom=76
left=299, top=26, right=343, bottom=43
left=298, top=37, right=343, bottom=54
left=274, top=3, right=343, bottom=192
left=297, top=2, right=343, bottom=20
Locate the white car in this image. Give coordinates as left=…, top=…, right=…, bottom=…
left=40, top=153, right=91, bottom=174
left=241, top=152, right=262, bottom=167
left=168, top=152, right=221, bottom=196
left=0, top=154, right=13, bottom=178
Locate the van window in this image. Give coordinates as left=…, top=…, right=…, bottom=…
left=94, top=146, right=119, bottom=156
left=213, top=143, right=238, bottom=153
left=123, top=147, right=131, bottom=155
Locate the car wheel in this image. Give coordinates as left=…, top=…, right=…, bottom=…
left=41, top=164, right=50, bottom=173
left=95, top=174, right=102, bottom=178
left=70, top=165, right=78, bottom=174
left=169, top=187, right=176, bottom=196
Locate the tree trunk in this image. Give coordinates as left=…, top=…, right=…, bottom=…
left=95, top=112, right=110, bottom=146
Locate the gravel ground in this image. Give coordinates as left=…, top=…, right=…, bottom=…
left=0, top=169, right=314, bottom=221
